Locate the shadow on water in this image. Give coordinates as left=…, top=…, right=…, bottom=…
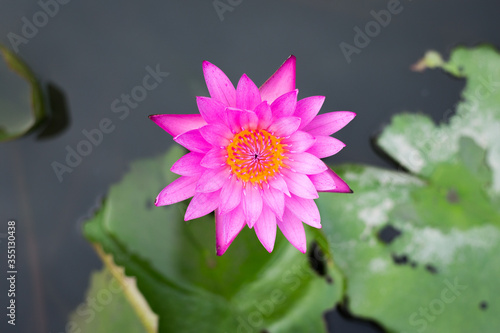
left=37, top=82, right=71, bottom=139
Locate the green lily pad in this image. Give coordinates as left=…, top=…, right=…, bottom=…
left=67, top=264, right=151, bottom=333
left=317, top=45, right=500, bottom=333
left=378, top=45, right=500, bottom=196
left=81, top=146, right=343, bottom=333
left=0, top=45, right=46, bottom=141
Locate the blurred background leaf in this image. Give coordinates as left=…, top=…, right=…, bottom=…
left=68, top=254, right=153, bottom=333
left=0, top=44, right=46, bottom=141
left=0, top=45, right=70, bottom=142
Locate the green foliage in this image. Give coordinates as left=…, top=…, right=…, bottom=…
left=0, top=45, right=46, bottom=141
left=82, top=146, right=343, bottom=333
left=68, top=266, right=149, bottom=333
left=318, top=45, right=500, bottom=332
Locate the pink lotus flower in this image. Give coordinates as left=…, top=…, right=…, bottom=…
left=150, top=56, right=355, bottom=255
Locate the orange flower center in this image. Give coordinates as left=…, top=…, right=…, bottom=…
left=226, top=129, right=287, bottom=184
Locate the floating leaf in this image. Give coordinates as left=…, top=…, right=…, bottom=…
left=81, top=146, right=343, bottom=333
left=67, top=249, right=154, bottom=333
left=0, top=45, right=46, bottom=141
left=318, top=45, right=500, bottom=332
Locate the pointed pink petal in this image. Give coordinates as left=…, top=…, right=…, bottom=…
left=294, top=96, right=325, bottom=130
left=307, top=136, right=345, bottom=158
left=200, top=148, right=227, bottom=169
left=282, top=131, right=316, bottom=153
left=278, top=208, right=307, bottom=253
left=282, top=169, right=319, bottom=199
left=219, top=176, right=243, bottom=214
left=196, top=167, right=230, bottom=193
left=170, top=152, right=205, bottom=176
left=225, top=107, right=245, bottom=133
left=285, top=195, right=321, bottom=228
left=308, top=169, right=336, bottom=192
left=268, top=116, right=301, bottom=137
left=309, top=168, right=353, bottom=193
left=155, top=176, right=198, bottom=206
left=203, top=61, right=236, bottom=106
left=239, top=110, right=259, bottom=130
left=199, top=124, right=233, bottom=147
left=243, top=184, right=263, bottom=227
left=216, top=206, right=246, bottom=255
left=185, top=190, right=221, bottom=221
left=236, top=74, right=261, bottom=110
left=254, top=101, right=273, bottom=130
left=285, top=152, right=328, bottom=175
left=268, top=175, right=290, bottom=197
left=271, top=89, right=298, bottom=119
left=302, top=111, right=356, bottom=136
left=225, top=107, right=241, bottom=133
left=262, top=186, right=285, bottom=220
left=196, top=97, right=227, bottom=124
left=174, top=129, right=212, bottom=153
left=149, top=114, right=207, bottom=137
left=259, top=55, right=296, bottom=103
left=225, top=108, right=259, bottom=132
left=254, top=206, right=277, bottom=253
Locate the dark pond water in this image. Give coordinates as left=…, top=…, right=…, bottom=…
left=1, top=0, right=499, bottom=332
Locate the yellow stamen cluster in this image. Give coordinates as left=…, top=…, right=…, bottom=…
left=226, top=129, right=287, bottom=185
